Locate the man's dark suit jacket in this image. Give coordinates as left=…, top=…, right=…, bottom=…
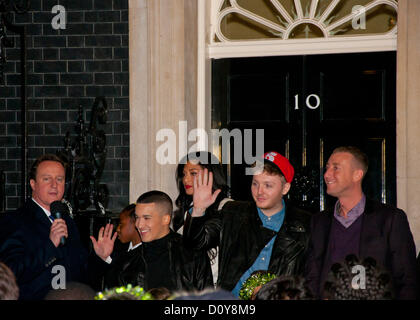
left=304, top=198, right=417, bottom=300
left=0, top=199, right=90, bottom=300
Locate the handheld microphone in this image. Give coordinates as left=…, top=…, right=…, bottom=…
left=50, top=201, right=68, bottom=246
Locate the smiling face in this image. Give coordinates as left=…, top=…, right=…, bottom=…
left=324, top=152, right=363, bottom=199
left=135, top=203, right=171, bottom=242
left=182, top=161, right=203, bottom=196
left=30, top=160, right=65, bottom=212
left=251, top=171, right=290, bottom=216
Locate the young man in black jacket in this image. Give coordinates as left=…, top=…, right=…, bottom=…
left=130, top=190, right=213, bottom=292
left=91, top=191, right=213, bottom=293
left=183, top=151, right=311, bottom=297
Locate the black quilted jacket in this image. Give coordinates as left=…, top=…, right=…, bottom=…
left=183, top=200, right=311, bottom=291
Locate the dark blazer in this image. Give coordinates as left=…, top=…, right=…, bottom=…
left=0, top=199, right=89, bottom=300
left=304, top=198, right=417, bottom=299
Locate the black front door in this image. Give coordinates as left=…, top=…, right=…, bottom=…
left=212, top=51, right=396, bottom=213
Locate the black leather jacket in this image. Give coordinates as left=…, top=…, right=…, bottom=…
left=104, top=231, right=214, bottom=292
left=183, top=201, right=311, bottom=291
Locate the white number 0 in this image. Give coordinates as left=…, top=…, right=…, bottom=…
left=294, top=94, right=320, bottom=110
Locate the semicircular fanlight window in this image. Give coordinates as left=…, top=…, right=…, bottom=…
left=215, top=0, right=397, bottom=42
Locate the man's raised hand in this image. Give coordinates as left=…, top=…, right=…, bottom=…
left=90, top=223, right=117, bottom=261
left=192, top=168, right=221, bottom=217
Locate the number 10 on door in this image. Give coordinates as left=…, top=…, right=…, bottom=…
left=294, top=94, right=320, bottom=110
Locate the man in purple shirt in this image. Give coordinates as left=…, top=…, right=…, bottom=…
left=305, top=146, right=417, bottom=299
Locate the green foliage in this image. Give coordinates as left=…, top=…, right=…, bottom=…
left=95, top=284, right=154, bottom=300
left=239, top=272, right=277, bottom=300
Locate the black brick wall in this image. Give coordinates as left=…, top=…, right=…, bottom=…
left=1, top=0, right=129, bottom=212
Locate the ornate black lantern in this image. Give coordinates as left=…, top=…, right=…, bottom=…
left=57, top=97, right=109, bottom=215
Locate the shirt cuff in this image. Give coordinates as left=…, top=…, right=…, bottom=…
left=105, top=256, right=112, bottom=264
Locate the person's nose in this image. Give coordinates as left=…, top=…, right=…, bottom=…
left=51, top=178, right=58, bottom=188
left=324, top=167, right=332, bottom=180
left=183, top=174, right=191, bottom=185
left=136, top=218, right=143, bottom=230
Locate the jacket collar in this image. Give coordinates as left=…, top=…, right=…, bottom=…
left=250, top=200, right=303, bottom=232
left=25, top=198, right=53, bottom=228
left=324, top=197, right=376, bottom=217
left=322, top=198, right=380, bottom=257
left=359, top=199, right=382, bottom=258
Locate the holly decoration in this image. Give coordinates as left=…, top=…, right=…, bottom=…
left=95, top=284, right=154, bottom=300
left=239, top=272, right=277, bottom=300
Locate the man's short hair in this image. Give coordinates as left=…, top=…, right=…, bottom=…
left=0, top=262, right=19, bottom=300
left=120, top=203, right=137, bottom=222
left=136, top=190, right=173, bottom=216
left=44, top=282, right=96, bottom=300
left=147, top=287, right=172, bottom=300
left=332, top=146, right=369, bottom=174
left=29, top=154, right=67, bottom=181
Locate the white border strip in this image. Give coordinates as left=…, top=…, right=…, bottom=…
left=208, top=35, right=397, bottom=59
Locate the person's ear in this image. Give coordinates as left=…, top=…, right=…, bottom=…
left=282, top=182, right=291, bottom=195
left=353, top=169, right=364, bottom=182
left=163, top=214, right=171, bottom=225
left=30, top=179, right=35, bottom=191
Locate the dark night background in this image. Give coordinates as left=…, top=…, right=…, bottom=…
left=1, top=0, right=129, bottom=213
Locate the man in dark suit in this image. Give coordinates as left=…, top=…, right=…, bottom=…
left=0, top=154, right=116, bottom=300
left=304, top=146, right=417, bottom=299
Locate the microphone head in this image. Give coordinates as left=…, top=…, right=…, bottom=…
left=50, top=201, right=68, bottom=219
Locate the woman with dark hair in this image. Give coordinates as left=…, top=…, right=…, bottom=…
left=174, top=151, right=231, bottom=287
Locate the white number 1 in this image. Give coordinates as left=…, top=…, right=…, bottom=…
left=294, top=94, right=321, bottom=110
